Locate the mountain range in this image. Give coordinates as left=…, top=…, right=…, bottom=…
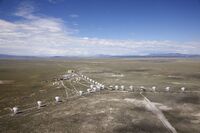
left=0, top=53, right=200, bottom=59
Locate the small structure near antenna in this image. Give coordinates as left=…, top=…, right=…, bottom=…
left=96, top=86, right=101, bottom=91
left=68, top=69, right=75, bottom=74
left=140, top=86, right=146, bottom=92
left=109, top=85, right=113, bottom=90
left=96, top=85, right=101, bottom=89
left=55, top=96, right=61, bottom=102
left=61, top=74, right=71, bottom=80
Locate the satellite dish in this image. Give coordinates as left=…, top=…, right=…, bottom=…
left=90, top=85, right=94, bottom=89
left=181, top=87, right=185, bottom=92
left=79, top=91, right=83, bottom=96
left=152, top=86, right=156, bottom=91
left=55, top=96, right=61, bottom=102
left=165, top=87, right=170, bottom=91
left=121, top=85, right=124, bottom=90
left=87, top=89, right=91, bottom=93
left=115, top=85, right=119, bottom=90
left=37, top=101, right=42, bottom=109
left=101, top=85, right=105, bottom=89
left=129, top=85, right=133, bottom=91
left=93, top=87, right=97, bottom=92
left=12, top=107, right=18, bottom=114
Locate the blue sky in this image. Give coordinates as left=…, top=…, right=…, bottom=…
left=0, top=0, right=200, bottom=56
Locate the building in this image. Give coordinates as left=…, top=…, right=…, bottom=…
left=67, top=69, right=75, bottom=73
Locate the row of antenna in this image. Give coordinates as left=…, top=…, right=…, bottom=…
left=80, top=74, right=105, bottom=94
left=9, top=73, right=187, bottom=116
left=11, top=74, right=105, bottom=115
left=11, top=96, right=62, bottom=115
left=109, top=85, right=186, bottom=92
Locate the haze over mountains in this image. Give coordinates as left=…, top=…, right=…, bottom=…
left=0, top=53, right=200, bottom=59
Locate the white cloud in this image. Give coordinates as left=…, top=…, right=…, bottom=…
left=14, top=1, right=39, bottom=20
left=48, top=0, right=63, bottom=4
left=82, top=37, right=89, bottom=40
left=69, top=14, right=79, bottom=18
left=73, top=22, right=79, bottom=26
left=0, top=2, right=199, bottom=56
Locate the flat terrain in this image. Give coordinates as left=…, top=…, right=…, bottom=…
left=0, top=58, right=200, bottom=133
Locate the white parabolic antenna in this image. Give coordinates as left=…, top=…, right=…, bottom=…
left=37, top=101, right=42, bottom=108
left=12, top=107, right=18, bottom=114
left=181, top=87, right=185, bottom=92
left=55, top=96, right=61, bottom=102
left=165, top=87, right=170, bottom=91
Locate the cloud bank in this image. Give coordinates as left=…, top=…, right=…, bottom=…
left=0, top=2, right=199, bottom=56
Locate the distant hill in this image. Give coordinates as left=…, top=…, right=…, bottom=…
left=95, top=53, right=200, bottom=58
left=147, top=53, right=200, bottom=58
left=0, top=54, right=40, bottom=59
left=0, top=53, right=200, bottom=59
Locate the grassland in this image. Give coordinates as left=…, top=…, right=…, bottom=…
left=0, top=58, right=200, bottom=133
